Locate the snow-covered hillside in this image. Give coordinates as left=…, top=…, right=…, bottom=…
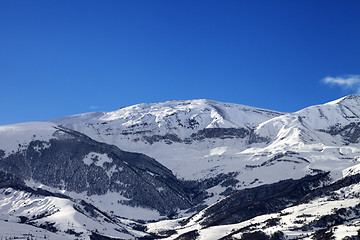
left=247, top=95, right=360, bottom=177
left=147, top=172, right=360, bottom=240
left=256, top=95, right=360, bottom=148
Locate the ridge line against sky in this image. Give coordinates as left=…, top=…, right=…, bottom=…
left=0, top=1, right=359, bottom=125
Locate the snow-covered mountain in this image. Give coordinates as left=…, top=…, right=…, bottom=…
left=1, top=96, right=360, bottom=239
left=51, top=99, right=283, bottom=182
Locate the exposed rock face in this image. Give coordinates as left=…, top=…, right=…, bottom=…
left=142, top=127, right=257, bottom=145
left=141, top=127, right=269, bottom=145
left=189, top=128, right=249, bottom=141
left=0, top=127, right=192, bottom=215
left=319, top=122, right=360, bottom=143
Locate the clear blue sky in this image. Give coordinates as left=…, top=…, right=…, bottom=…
left=1, top=0, right=359, bottom=125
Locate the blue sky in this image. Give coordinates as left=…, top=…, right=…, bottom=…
left=1, top=1, right=359, bottom=125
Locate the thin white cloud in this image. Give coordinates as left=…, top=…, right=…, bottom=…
left=90, top=105, right=99, bottom=110
left=323, top=75, right=360, bottom=94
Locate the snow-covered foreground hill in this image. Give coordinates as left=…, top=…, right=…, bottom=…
left=1, top=96, right=360, bottom=239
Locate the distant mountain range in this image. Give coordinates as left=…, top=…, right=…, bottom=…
left=1, top=95, right=360, bottom=239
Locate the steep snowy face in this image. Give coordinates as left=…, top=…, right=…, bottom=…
left=254, top=95, right=360, bottom=148
left=238, top=95, right=360, bottom=181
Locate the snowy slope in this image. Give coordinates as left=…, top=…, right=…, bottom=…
left=255, top=95, right=360, bottom=147
left=245, top=95, right=360, bottom=177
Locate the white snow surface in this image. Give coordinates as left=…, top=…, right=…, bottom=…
left=24, top=180, right=163, bottom=221
left=82, top=152, right=113, bottom=167
left=0, top=187, right=144, bottom=239
left=255, top=95, right=360, bottom=147
left=0, top=122, right=58, bottom=156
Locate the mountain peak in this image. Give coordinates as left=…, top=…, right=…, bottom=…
left=326, top=94, right=360, bottom=105
left=340, top=94, right=360, bottom=104
left=342, top=94, right=360, bottom=100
